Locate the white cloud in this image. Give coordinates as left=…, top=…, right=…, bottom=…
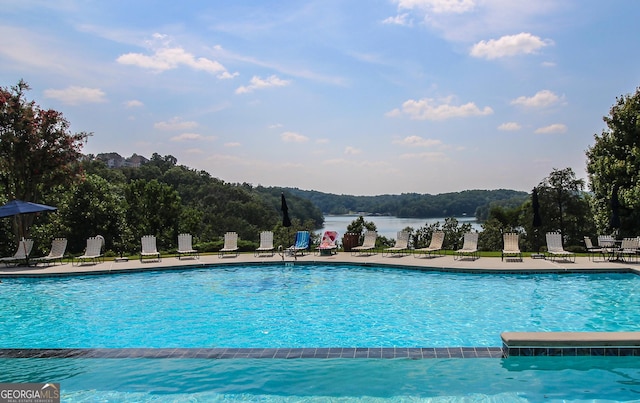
left=154, top=117, right=198, bottom=131
left=394, top=136, right=443, bottom=147
left=470, top=33, right=551, bottom=59
left=43, top=86, right=106, bottom=105
left=394, top=0, right=476, bottom=14
left=116, top=34, right=237, bottom=79
left=387, top=96, right=493, bottom=120
left=224, top=142, right=241, bottom=147
left=281, top=131, right=309, bottom=143
left=236, top=75, right=291, bottom=94
left=125, top=100, right=143, bottom=108
left=170, top=133, right=214, bottom=141
left=511, top=90, right=561, bottom=108
left=535, top=123, right=567, bottom=134
left=399, top=151, right=448, bottom=161
left=268, top=123, right=284, bottom=129
left=382, top=13, right=412, bottom=26
left=498, top=122, right=521, bottom=131
left=344, top=146, right=362, bottom=155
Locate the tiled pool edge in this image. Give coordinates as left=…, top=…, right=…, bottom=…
left=502, top=332, right=640, bottom=357
left=0, top=347, right=503, bottom=359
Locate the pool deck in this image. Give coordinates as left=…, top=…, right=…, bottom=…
left=1, top=250, right=639, bottom=277
left=2, top=251, right=640, bottom=358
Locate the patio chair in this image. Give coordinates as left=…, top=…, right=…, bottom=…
left=0, top=238, right=34, bottom=266
left=617, top=237, right=640, bottom=263
left=383, top=231, right=410, bottom=257
left=315, top=230, right=339, bottom=256
left=351, top=230, right=378, bottom=256
left=32, top=238, right=67, bottom=266
left=177, top=233, right=198, bottom=259
left=140, top=235, right=161, bottom=262
left=501, top=233, right=522, bottom=261
left=287, top=231, right=310, bottom=257
left=584, top=236, right=607, bottom=261
left=254, top=231, right=275, bottom=257
left=219, top=232, right=239, bottom=258
left=74, top=235, right=105, bottom=265
left=454, top=232, right=479, bottom=260
left=414, top=231, right=444, bottom=259
left=545, top=232, right=575, bottom=262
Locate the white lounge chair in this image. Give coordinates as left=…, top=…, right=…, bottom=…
left=545, top=232, right=575, bottom=262
left=254, top=231, right=275, bottom=257
left=0, top=238, right=34, bottom=266
left=32, top=238, right=67, bottom=266
left=140, top=235, right=161, bottom=262
left=177, top=233, right=198, bottom=259
left=219, top=232, right=239, bottom=258
left=383, top=231, right=410, bottom=257
left=351, top=230, right=377, bottom=256
left=74, top=235, right=104, bottom=265
left=315, top=230, right=339, bottom=256
left=414, top=231, right=444, bottom=259
left=454, top=232, right=479, bottom=260
left=501, top=233, right=522, bottom=261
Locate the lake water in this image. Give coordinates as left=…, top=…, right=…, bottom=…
left=319, top=215, right=481, bottom=239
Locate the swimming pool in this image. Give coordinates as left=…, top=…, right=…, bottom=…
left=2, top=356, right=640, bottom=401
left=3, top=263, right=640, bottom=402
left=2, top=264, right=640, bottom=348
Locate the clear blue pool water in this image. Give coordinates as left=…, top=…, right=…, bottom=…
left=3, top=264, right=640, bottom=402
left=2, top=264, right=640, bottom=348
left=2, top=356, right=640, bottom=402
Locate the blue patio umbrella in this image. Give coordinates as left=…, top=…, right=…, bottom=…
left=0, top=199, right=57, bottom=240
left=0, top=199, right=57, bottom=218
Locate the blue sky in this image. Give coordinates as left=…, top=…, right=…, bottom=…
left=2, top=1, right=639, bottom=196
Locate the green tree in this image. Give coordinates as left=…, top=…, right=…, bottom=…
left=586, top=87, right=640, bottom=237
left=57, top=174, right=128, bottom=255
left=0, top=80, right=89, bottom=240
left=530, top=168, right=592, bottom=249
left=125, top=179, right=182, bottom=250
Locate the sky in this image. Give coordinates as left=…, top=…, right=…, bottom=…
left=1, top=1, right=639, bottom=196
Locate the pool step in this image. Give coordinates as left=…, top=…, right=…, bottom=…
left=502, top=332, right=640, bottom=357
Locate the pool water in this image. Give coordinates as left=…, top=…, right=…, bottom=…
left=2, top=356, right=640, bottom=402
left=1, top=265, right=640, bottom=348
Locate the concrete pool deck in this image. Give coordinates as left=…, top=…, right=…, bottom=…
left=1, top=250, right=639, bottom=277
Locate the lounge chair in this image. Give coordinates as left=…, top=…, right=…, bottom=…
left=501, top=233, right=522, bottom=261
left=140, top=235, right=161, bottom=262
left=0, top=238, right=34, bottom=266
left=32, top=238, right=67, bottom=266
left=315, top=230, right=339, bottom=256
left=254, top=231, right=275, bottom=257
left=383, top=231, right=410, bottom=257
left=287, top=231, right=310, bottom=257
left=584, top=236, right=607, bottom=261
left=74, top=235, right=104, bottom=265
left=454, top=232, right=479, bottom=260
left=177, top=233, right=198, bottom=259
left=219, top=232, right=239, bottom=258
left=351, top=230, right=377, bottom=256
left=414, top=231, right=444, bottom=259
left=545, top=232, right=575, bottom=262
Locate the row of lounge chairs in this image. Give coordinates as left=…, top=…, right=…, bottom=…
left=0, top=229, right=588, bottom=267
